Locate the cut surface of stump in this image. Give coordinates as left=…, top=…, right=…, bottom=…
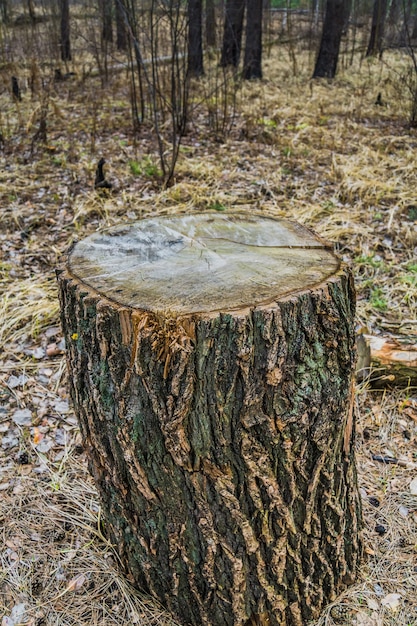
left=58, top=212, right=363, bottom=626
left=68, top=213, right=339, bottom=313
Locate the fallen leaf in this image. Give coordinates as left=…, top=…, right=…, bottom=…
left=46, top=343, right=64, bottom=357
left=1, top=433, right=19, bottom=450
left=45, top=326, right=60, bottom=338
left=12, top=408, right=32, bottom=426
left=30, top=532, right=42, bottom=541
left=7, top=374, right=29, bottom=388
left=57, top=338, right=65, bottom=350
left=32, top=347, right=46, bottom=359
left=33, top=427, right=43, bottom=445
left=355, top=610, right=382, bottom=625
left=35, top=437, right=54, bottom=453
left=399, top=505, right=409, bottom=518
left=24, top=347, right=46, bottom=359
left=366, top=598, right=379, bottom=611
left=381, top=593, right=401, bottom=611
left=54, top=400, right=69, bottom=414
left=374, top=584, right=384, bottom=597
left=55, top=428, right=68, bottom=446
left=12, top=483, right=26, bottom=493
left=410, top=477, right=417, bottom=495
left=10, top=603, right=26, bottom=623
left=20, top=464, right=33, bottom=476
left=66, top=573, right=86, bottom=592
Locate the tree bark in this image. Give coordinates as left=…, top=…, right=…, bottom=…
left=205, top=0, right=216, bottom=47
left=312, top=0, right=350, bottom=78
left=60, top=0, right=71, bottom=62
left=0, top=0, right=9, bottom=24
left=366, top=0, right=388, bottom=57
left=57, top=213, right=363, bottom=626
left=220, top=0, right=245, bottom=67
left=188, top=0, right=204, bottom=77
left=243, top=0, right=263, bottom=80
left=27, top=0, right=36, bottom=22
left=115, top=0, right=127, bottom=50
left=399, top=0, right=413, bottom=46
left=100, top=0, right=113, bottom=43
left=388, top=0, right=400, bottom=26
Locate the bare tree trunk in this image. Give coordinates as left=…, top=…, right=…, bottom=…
left=188, top=0, right=204, bottom=76
left=385, top=0, right=400, bottom=45
left=243, top=0, right=263, bottom=79
left=27, top=0, right=36, bottom=22
left=60, top=0, right=71, bottom=62
left=205, top=0, right=216, bottom=47
left=366, top=0, right=388, bottom=56
left=220, top=0, right=245, bottom=67
left=312, top=0, right=350, bottom=78
left=388, top=0, right=400, bottom=25
left=115, top=0, right=127, bottom=50
left=100, top=0, right=113, bottom=43
left=311, top=0, right=320, bottom=28
left=399, top=0, right=413, bottom=45
left=412, top=14, right=417, bottom=39
left=0, top=0, right=9, bottom=23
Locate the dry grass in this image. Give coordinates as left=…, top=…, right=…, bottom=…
left=0, top=458, right=180, bottom=626
left=0, top=277, right=59, bottom=351
left=1, top=40, right=417, bottom=625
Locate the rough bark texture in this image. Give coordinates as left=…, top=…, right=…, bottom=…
left=188, top=0, right=204, bottom=77
left=312, top=0, right=349, bottom=79
left=99, top=0, right=113, bottom=43
left=220, top=0, right=245, bottom=67
left=57, top=214, right=362, bottom=626
left=115, top=0, right=127, bottom=51
left=205, top=0, right=216, bottom=48
left=366, top=0, right=388, bottom=57
left=60, top=0, right=71, bottom=62
left=243, top=0, right=263, bottom=80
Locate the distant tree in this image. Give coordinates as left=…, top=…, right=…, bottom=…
left=385, top=0, right=400, bottom=45
left=188, top=0, right=204, bottom=76
left=312, top=0, right=350, bottom=78
left=0, top=0, right=9, bottom=23
left=60, top=0, right=71, bottom=61
left=243, top=0, right=263, bottom=79
left=220, top=0, right=245, bottom=67
left=366, top=0, right=388, bottom=56
left=311, top=0, right=320, bottom=28
left=27, top=0, right=36, bottom=22
left=399, top=0, right=413, bottom=45
left=205, top=0, right=216, bottom=47
left=115, top=0, right=127, bottom=50
left=100, top=0, right=113, bottom=43
left=388, top=0, right=400, bottom=26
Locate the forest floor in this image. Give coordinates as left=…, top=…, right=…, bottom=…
left=0, top=42, right=417, bottom=626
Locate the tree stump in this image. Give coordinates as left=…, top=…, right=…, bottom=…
left=57, top=213, right=363, bottom=626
